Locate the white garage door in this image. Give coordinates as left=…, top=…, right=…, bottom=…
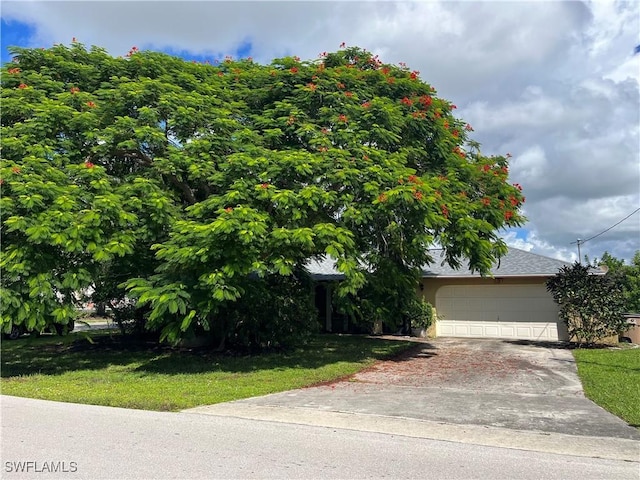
left=435, top=284, right=560, bottom=341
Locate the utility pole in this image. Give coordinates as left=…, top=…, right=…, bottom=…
left=570, top=238, right=582, bottom=263
left=577, top=239, right=582, bottom=263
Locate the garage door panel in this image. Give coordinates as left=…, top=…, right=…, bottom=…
left=435, top=284, right=561, bottom=341
left=469, top=326, right=484, bottom=336
left=484, top=326, right=499, bottom=336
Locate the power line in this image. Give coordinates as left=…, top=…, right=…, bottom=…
left=571, top=207, right=640, bottom=260
left=579, top=207, right=640, bottom=245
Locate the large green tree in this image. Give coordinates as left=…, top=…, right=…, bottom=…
left=597, top=251, right=640, bottom=313
left=1, top=43, right=525, bottom=346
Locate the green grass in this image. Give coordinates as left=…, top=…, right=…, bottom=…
left=0, top=332, right=413, bottom=411
left=573, top=347, right=640, bottom=427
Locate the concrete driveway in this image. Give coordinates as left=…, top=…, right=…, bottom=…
left=186, top=337, right=640, bottom=461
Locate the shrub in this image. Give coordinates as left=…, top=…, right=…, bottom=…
left=404, top=298, right=434, bottom=329
left=546, top=263, right=627, bottom=346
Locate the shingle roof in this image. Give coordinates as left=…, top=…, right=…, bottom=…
left=306, top=256, right=346, bottom=281
left=421, top=247, right=572, bottom=277
left=306, top=247, right=575, bottom=279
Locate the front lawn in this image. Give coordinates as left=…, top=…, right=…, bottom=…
left=573, top=347, right=640, bottom=427
left=0, top=332, right=413, bottom=411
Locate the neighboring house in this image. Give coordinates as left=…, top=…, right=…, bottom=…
left=307, top=247, right=582, bottom=342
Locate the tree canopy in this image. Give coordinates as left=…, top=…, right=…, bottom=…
left=1, top=43, right=525, bottom=346
left=597, top=251, right=640, bottom=313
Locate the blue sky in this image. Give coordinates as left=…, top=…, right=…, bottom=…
left=1, top=17, right=254, bottom=65
left=2, top=18, right=37, bottom=63
left=2, top=1, right=639, bottom=263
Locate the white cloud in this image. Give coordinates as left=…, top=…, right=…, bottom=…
left=2, top=0, right=639, bottom=262
left=502, top=230, right=578, bottom=263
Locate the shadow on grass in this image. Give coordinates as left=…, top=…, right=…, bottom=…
left=1, top=332, right=417, bottom=377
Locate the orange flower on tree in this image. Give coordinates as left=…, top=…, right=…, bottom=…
left=8, top=68, right=20, bottom=74
left=85, top=161, right=95, bottom=169
left=18, top=83, right=28, bottom=89
left=504, top=211, right=513, bottom=221
left=401, top=97, right=413, bottom=106
left=11, top=166, right=21, bottom=174
left=70, top=87, right=80, bottom=94
left=481, top=197, right=491, bottom=206
left=377, top=193, right=388, bottom=203
left=125, top=46, right=139, bottom=58
left=260, top=183, right=270, bottom=189
left=419, top=95, right=432, bottom=108
left=290, top=67, right=298, bottom=74
left=86, top=101, right=96, bottom=108
left=338, top=114, right=348, bottom=123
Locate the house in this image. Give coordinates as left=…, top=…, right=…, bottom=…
left=307, top=247, right=578, bottom=342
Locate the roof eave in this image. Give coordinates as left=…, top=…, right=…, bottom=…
left=421, top=273, right=557, bottom=279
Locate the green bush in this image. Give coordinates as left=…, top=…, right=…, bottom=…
left=404, top=298, right=434, bottom=329
left=221, top=274, right=318, bottom=351
left=547, top=262, right=627, bottom=346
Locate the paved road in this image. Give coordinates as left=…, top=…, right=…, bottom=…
left=2, top=395, right=638, bottom=480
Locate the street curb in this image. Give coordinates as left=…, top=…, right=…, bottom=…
left=183, top=403, right=640, bottom=462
